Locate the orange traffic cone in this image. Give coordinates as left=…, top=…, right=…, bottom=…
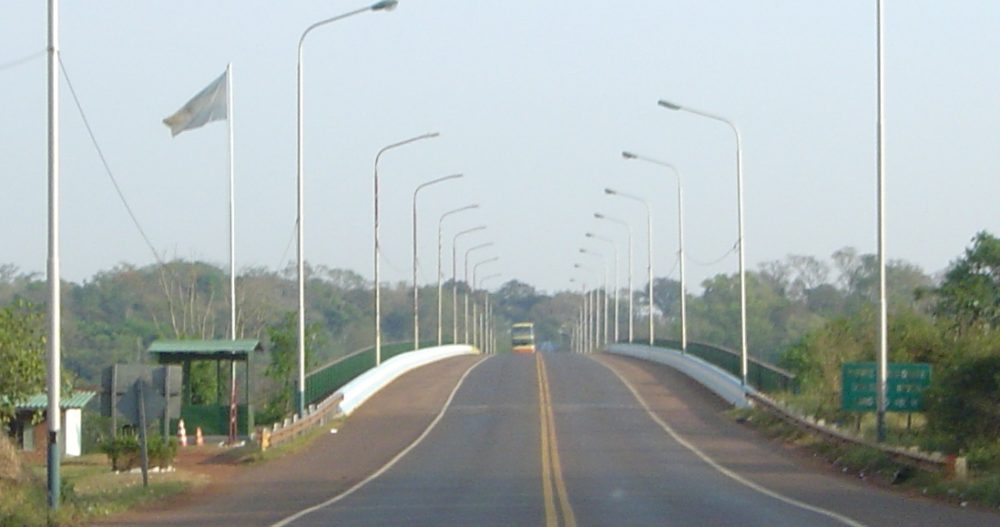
left=177, top=419, right=188, bottom=447
left=195, top=426, right=204, bottom=446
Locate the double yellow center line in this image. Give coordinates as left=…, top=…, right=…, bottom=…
left=536, top=353, right=577, bottom=527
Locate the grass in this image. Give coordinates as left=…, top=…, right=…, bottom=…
left=731, top=406, right=1000, bottom=509
left=2, top=453, right=205, bottom=527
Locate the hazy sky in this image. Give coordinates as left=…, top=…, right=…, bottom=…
left=3, top=1, right=998, bottom=294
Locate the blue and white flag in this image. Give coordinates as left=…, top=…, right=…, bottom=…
left=163, top=70, right=228, bottom=136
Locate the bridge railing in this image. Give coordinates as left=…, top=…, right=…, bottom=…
left=303, top=340, right=438, bottom=406
left=651, top=339, right=797, bottom=393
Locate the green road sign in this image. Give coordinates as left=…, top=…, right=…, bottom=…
left=841, top=362, right=932, bottom=412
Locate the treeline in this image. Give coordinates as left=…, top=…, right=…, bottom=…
left=1, top=232, right=997, bottom=450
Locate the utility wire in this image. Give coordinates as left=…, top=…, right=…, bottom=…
left=689, top=239, right=739, bottom=267
left=59, top=56, right=165, bottom=266
left=0, top=50, right=44, bottom=73
left=277, top=221, right=297, bottom=274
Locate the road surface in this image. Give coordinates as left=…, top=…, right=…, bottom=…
left=271, top=352, right=996, bottom=526
left=100, top=352, right=998, bottom=526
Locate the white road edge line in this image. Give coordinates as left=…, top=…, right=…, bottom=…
left=595, top=356, right=870, bottom=527
left=270, top=355, right=493, bottom=527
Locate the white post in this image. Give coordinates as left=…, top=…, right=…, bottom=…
left=226, top=62, right=238, bottom=442
left=373, top=133, right=439, bottom=364
left=646, top=204, right=654, bottom=347
left=47, top=0, right=62, bottom=509
left=621, top=153, right=688, bottom=353
left=412, top=174, right=462, bottom=350
left=656, top=101, right=746, bottom=384
left=297, top=5, right=400, bottom=412
left=451, top=227, right=487, bottom=343
left=876, top=0, right=888, bottom=442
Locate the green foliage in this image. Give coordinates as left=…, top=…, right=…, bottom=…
left=262, top=311, right=323, bottom=419
left=925, top=352, right=1000, bottom=448
left=0, top=300, right=45, bottom=424
left=933, top=231, right=1000, bottom=332
left=99, top=432, right=178, bottom=471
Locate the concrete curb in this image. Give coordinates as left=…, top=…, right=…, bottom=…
left=606, top=343, right=752, bottom=407
left=336, top=344, right=479, bottom=416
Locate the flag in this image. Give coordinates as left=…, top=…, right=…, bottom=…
left=163, top=70, right=228, bottom=137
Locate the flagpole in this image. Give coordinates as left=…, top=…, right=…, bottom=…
left=226, top=63, right=238, bottom=443
left=47, top=0, right=62, bottom=510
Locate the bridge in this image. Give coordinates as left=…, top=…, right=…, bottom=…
left=96, top=345, right=995, bottom=527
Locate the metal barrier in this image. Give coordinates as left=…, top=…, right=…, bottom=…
left=653, top=339, right=797, bottom=393
left=747, top=391, right=965, bottom=479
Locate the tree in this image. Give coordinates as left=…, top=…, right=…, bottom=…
left=263, top=311, right=322, bottom=419
left=0, top=301, right=45, bottom=424
left=933, top=231, right=1000, bottom=333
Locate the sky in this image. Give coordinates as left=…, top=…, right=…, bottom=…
left=2, top=0, right=998, bottom=295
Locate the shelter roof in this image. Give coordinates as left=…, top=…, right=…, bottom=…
left=148, top=339, right=262, bottom=362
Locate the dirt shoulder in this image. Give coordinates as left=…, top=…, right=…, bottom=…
left=91, top=354, right=484, bottom=527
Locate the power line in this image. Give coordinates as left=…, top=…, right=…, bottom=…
left=0, top=50, right=44, bottom=73
left=59, top=56, right=165, bottom=267
left=689, top=239, right=739, bottom=267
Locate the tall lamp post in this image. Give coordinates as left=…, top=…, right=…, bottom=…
left=570, top=278, right=588, bottom=352
left=622, top=151, right=687, bottom=353
left=574, top=263, right=601, bottom=349
left=595, top=213, right=633, bottom=343
left=438, top=205, right=478, bottom=345
left=452, top=226, right=486, bottom=342
left=875, top=0, right=888, bottom=442
left=472, top=256, right=499, bottom=348
left=412, top=174, right=463, bottom=350
left=657, top=98, right=746, bottom=385
left=579, top=248, right=609, bottom=345
left=46, top=0, right=61, bottom=508
left=295, top=0, right=399, bottom=416
left=479, top=273, right=501, bottom=353
left=605, top=188, right=654, bottom=347
left=586, top=233, right=619, bottom=343
left=374, top=132, right=439, bottom=367
left=464, top=242, right=494, bottom=342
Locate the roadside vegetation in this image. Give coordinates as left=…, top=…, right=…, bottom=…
left=1, top=231, right=996, bottom=517
left=757, top=231, right=1000, bottom=508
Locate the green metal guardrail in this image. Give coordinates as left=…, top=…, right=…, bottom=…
left=652, top=339, right=797, bottom=393
left=302, top=340, right=440, bottom=405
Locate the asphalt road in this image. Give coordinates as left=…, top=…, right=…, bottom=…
left=100, top=351, right=998, bottom=526
left=276, top=352, right=997, bottom=527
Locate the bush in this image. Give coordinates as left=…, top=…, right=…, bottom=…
left=100, top=432, right=178, bottom=471
left=925, top=353, right=1000, bottom=448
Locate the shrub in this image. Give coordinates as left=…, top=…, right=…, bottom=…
left=100, top=432, right=178, bottom=471
left=925, top=353, right=1000, bottom=448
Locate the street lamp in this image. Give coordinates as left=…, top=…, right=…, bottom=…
left=295, top=0, right=399, bottom=415
left=875, top=0, right=888, bottom=441
left=595, top=212, right=633, bottom=343
left=586, top=233, right=619, bottom=343
left=479, top=273, right=502, bottom=353
left=574, top=263, right=601, bottom=349
left=464, top=242, right=494, bottom=342
left=438, top=205, right=478, bottom=345
left=622, top=150, right=687, bottom=354
left=472, top=256, right=499, bottom=348
left=579, top=248, right=609, bottom=346
left=657, top=98, right=747, bottom=386
left=374, top=132, right=440, bottom=366
left=412, top=173, right=463, bottom=350
left=452, top=226, right=486, bottom=342
left=570, top=277, right=589, bottom=352
left=605, top=188, right=654, bottom=347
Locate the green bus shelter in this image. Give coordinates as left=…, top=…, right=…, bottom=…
left=148, top=339, right=262, bottom=437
